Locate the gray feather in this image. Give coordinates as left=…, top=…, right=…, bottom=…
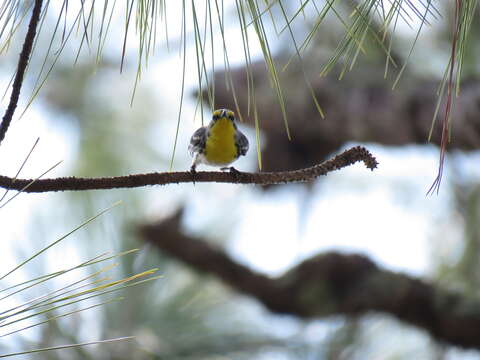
left=235, top=130, right=249, bottom=156
left=188, top=126, right=207, bottom=156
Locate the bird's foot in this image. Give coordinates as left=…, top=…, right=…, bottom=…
left=190, top=165, right=197, bottom=185
left=221, top=166, right=242, bottom=180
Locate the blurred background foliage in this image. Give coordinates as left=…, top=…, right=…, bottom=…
left=2, top=1, right=480, bottom=359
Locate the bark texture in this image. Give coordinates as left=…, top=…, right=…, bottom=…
left=0, top=146, right=376, bottom=192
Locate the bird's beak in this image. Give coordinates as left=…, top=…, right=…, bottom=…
left=220, top=109, right=227, bottom=118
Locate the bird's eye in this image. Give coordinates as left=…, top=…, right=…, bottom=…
left=228, top=113, right=234, bottom=121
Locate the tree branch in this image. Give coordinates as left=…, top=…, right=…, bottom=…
left=0, top=146, right=377, bottom=193
left=138, top=210, right=480, bottom=350
left=206, top=62, right=480, bottom=173
left=0, top=0, right=43, bottom=146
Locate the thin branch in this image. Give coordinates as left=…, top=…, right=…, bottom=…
left=0, top=146, right=378, bottom=193
left=139, top=209, right=480, bottom=350
left=0, top=0, right=43, bottom=146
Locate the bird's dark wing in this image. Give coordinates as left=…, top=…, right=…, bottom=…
left=235, top=130, right=249, bottom=156
left=188, top=126, right=207, bottom=156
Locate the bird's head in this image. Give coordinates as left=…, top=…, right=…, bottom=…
left=210, top=109, right=236, bottom=127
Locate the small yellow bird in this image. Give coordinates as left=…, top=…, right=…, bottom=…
left=189, top=109, right=249, bottom=172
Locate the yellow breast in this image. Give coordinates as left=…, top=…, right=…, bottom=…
left=204, top=118, right=238, bottom=165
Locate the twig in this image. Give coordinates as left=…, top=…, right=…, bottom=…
left=0, top=146, right=378, bottom=193
left=0, top=0, right=44, bottom=146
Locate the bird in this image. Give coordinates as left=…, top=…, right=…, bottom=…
left=189, top=109, right=249, bottom=173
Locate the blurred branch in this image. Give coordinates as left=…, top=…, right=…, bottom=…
left=0, top=0, right=43, bottom=146
left=139, top=209, right=480, bottom=350
left=0, top=146, right=377, bottom=193
left=208, top=63, right=480, bottom=172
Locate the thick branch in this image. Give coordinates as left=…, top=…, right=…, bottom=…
left=207, top=62, right=480, bottom=172
left=0, top=0, right=43, bottom=145
left=139, top=210, right=480, bottom=350
left=0, top=146, right=377, bottom=193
